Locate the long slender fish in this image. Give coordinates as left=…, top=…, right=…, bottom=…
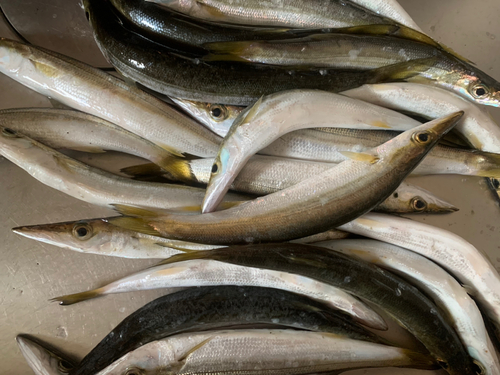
left=204, top=33, right=440, bottom=69
left=139, top=155, right=457, bottom=212
left=96, top=330, right=436, bottom=375
left=17, top=335, right=77, bottom=375
left=0, top=128, right=246, bottom=211
left=119, top=244, right=474, bottom=374
left=111, top=113, right=462, bottom=243
left=83, top=0, right=447, bottom=106
left=0, top=108, right=180, bottom=170
left=0, top=38, right=221, bottom=157
left=317, top=239, right=500, bottom=375
left=145, top=0, right=397, bottom=28
left=71, top=286, right=384, bottom=375
left=51, top=258, right=387, bottom=330
left=337, top=212, right=500, bottom=342
left=343, top=83, right=500, bottom=153
left=201, top=92, right=449, bottom=212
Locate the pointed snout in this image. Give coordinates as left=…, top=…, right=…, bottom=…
left=423, top=111, right=464, bottom=136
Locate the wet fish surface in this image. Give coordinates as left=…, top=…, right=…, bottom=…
left=0, top=38, right=221, bottom=157
left=71, top=286, right=384, bottom=375
left=318, top=239, right=500, bottom=375
left=95, top=329, right=436, bottom=375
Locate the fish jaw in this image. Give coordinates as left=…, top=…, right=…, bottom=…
left=16, top=335, right=75, bottom=375
left=202, top=146, right=242, bottom=213
left=12, top=220, right=104, bottom=253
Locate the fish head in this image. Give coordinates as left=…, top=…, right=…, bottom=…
left=12, top=219, right=115, bottom=254
left=385, top=183, right=458, bottom=213
left=0, top=38, right=32, bottom=74
left=170, top=97, right=242, bottom=138
left=16, top=335, right=77, bottom=375
left=376, top=111, right=464, bottom=169
left=456, top=71, right=500, bottom=108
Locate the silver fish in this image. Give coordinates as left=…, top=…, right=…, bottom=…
left=317, top=239, right=500, bottom=375
left=0, top=38, right=220, bottom=157
left=110, top=113, right=463, bottom=244
left=95, top=329, right=435, bottom=375
left=338, top=212, right=500, bottom=341
left=51, top=258, right=387, bottom=330
left=0, top=108, right=179, bottom=170
left=0, top=128, right=246, bottom=212
left=351, top=0, right=422, bottom=31
left=202, top=89, right=422, bottom=212
left=145, top=0, right=396, bottom=28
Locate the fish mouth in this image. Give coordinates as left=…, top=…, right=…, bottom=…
left=16, top=335, right=76, bottom=375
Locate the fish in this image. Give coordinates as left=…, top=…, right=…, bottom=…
left=0, top=108, right=180, bottom=170
left=337, top=212, right=500, bottom=344
left=203, top=33, right=440, bottom=69
left=0, top=38, right=221, bottom=157
left=11, top=218, right=348, bottom=259
left=204, top=37, right=500, bottom=107
left=95, top=329, right=436, bottom=375
left=317, top=239, right=500, bottom=375
left=350, top=0, right=422, bottom=31
left=0, top=128, right=247, bottom=212
left=17, top=335, right=77, bottom=375
left=110, top=113, right=462, bottom=243
left=343, top=83, right=500, bottom=153
left=51, top=258, right=387, bottom=331
left=83, top=0, right=445, bottom=106
left=126, top=156, right=458, bottom=212
left=144, top=0, right=397, bottom=29
left=117, top=243, right=474, bottom=374
left=200, top=91, right=453, bottom=213
left=70, top=286, right=384, bottom=375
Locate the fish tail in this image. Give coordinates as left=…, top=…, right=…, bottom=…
left=473, top=151, right=500, bottom=178
left=50, top=287, right=105, bottom=305
left=203, top=41, right=254, bottom=62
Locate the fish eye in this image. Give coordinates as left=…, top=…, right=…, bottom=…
left=124, top=368, right=145, bottom=375
left=411, top=197, right=427, bottom=211
left=412, top=131, right=431, bottom=145
left=72, top=223, right=93, bottom=241
left=58, top=359, right=74, bottom=373
left=211, top=163, right=219, bottom=174
left=493, top=179, right=500, bottom=189
left=209, top=104, right=228, bottom=121
left=2, top=128, right=19, bottom=137
left=471, top=84, right=489, bottom=99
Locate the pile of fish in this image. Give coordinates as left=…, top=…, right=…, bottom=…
left=2, top=0, right=500, bottom=374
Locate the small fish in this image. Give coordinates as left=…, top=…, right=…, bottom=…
left=16, top=335, right=77, bottom=375
left=338, top=212, right=500, bottom=344
left=0, top=128, right=246, bottom=212
left=71, top=286, right=384, bottom=375
left=52, top=258, right=387, bottom=330
left=201, top=91, right=445, bottom=213
left=0, top=108, right=179, bottom=170
left=0, top=38, right=220, bottom=157
left=145, top=0, right=396, bottom=29
left=95, top=330, right=436, bottom=375
left=11, top=217, right=348, bottom=259
left=111, top=113, right=462, bottom=243
left=129, top=155, right=457, bottom=212
left=318, top=239, right=500, bottom=375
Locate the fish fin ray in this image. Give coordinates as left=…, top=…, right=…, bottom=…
left=339, top=151, right=379, bottom=164
left=177, top=337, right=214, bottom=363
left=108, top=216, right=161, bottom=236
left=112, top=204, right=159, bottom=217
